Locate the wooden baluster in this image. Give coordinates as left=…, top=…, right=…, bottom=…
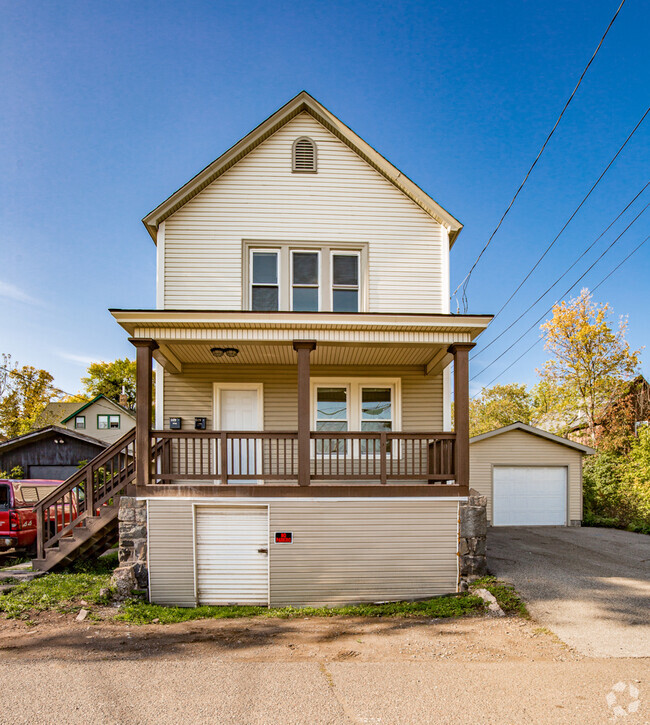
left=380, top=433, right=387, bottom=484
left=87, top=471, right=95, bottom=518
left=220, top=433, right=228, bottom=485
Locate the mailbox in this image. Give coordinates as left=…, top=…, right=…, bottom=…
left=194, top=417, right=207, bottom=430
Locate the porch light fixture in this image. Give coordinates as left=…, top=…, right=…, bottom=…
left=210, top=347, right=239, bottom=358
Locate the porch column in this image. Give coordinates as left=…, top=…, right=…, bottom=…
left=130, top=338, right=159, bottom=487
left=293, top=340, right=317, bottom=486
left=448, top=343, right=475, bottom=488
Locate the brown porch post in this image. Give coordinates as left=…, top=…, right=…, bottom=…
left=130, top=338, right=159, bottom=487
left=448, top=343, right=475, bottom=488
left=293, top=340, right=317, bottom=486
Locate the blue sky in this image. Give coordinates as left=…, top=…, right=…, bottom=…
left=1, top=0, right=648, bottom=397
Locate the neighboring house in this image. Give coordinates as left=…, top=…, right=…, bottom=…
left=470, top=422, right=595, bottom=527
left=35, top=395, right=136, bottom=446
left=566, top=375, right=650, bottom=450
left=0, top=426, right=106, bottom=480
left=36, top=92, right=493, bottom=604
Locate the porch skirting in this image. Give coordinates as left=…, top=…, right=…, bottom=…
left=139, top=496, right=467, bottom=608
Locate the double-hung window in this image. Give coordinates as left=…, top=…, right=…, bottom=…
left=74, top=415, right=86, bottom=430
left=98, top=414, right=120, bottom=430
left=251, top=250, right=280, bottom=311
left=291, top=251, right=320, bottom=311
left=312, top=380, right=399, bottom=456
left=247, top=245, right=364, bottom=312
left=331, top=252, right=359, bottom=312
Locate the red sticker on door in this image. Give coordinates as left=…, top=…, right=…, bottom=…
left=275, top=532, right=293, bottom=543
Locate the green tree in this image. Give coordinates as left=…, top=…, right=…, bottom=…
left=0, top=365, right=59, bottom=439
left=621, top=426, right=650, bottom=522
left=538, top=289, right=640, bottom=446
left=82, top=358, right=137, bottom=409
left=469, top=383, right=534, bottom=436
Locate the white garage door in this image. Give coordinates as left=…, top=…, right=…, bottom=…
left=195, top=505, right=268, bottom=605
left=493, top=467, right=567, bottom=526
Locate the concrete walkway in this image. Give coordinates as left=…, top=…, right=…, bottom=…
left=488, top=526, right=650, bottom=657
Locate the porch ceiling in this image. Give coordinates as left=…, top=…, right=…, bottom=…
left=111, top=310, right=492, bottom=375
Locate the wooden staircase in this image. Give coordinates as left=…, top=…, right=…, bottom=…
left=32, top=430, right=136, bottom=572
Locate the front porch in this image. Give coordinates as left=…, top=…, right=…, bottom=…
left=117, top=311, right=491, bottom=497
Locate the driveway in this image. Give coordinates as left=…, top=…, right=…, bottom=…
left=488, top=526, right=650, bottom=657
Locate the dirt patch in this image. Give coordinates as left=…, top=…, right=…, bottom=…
left=0, top=611, right=581, bottom=663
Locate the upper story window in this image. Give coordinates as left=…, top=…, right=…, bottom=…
left=251, top=250, right=279, bottom=311
left=248, top=244, right=365, bottom=312
left=98, top=414, right=120, bottom=430
left=74, top=415, right=86, bottom=430
left=292, top=137, right=317, bottom=173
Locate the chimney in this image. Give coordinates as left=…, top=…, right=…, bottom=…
left=119, top=385, right=128, bottom=408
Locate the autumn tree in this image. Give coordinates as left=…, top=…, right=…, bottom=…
left=82, top=358, right=138, bottom=409
left=538, top=289, right=640, bottom=446
left=469, top=383, right=534, bottom=436
left=0, top=365, right=59, bottom=439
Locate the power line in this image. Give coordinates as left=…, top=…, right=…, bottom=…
left=472, top=232, right=650, bottom=394
left=452, top=0, right=628, bottom=309
left=473, top=180, right=650, bottom=359
left=487, top=107, right=649, bottom=323
left=470, top=205, right=649, bottom=382
left=0, top=364, right=77, bottom=400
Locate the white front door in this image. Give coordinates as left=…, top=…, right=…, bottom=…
left=195, top=505, right=269, bottom=605
left=215, top=385, right=262, bottom=482
left=493, top=466, right=567, bottom=526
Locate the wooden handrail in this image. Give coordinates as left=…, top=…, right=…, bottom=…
left=34, top=429, right=137, bottom=559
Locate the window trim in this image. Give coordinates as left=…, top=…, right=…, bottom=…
left=74, top=415, right=86, bottom=430
left=290, top=249, right=321, bottom=312
left=292, top=136, right=318, bottom=173
left=310, top=378, right=401, bottom=431
left=97, top=414, right=121, bottom=430
left=250, top=248, right=281, bottom=312
left=244, top=241, right=368, bottom=312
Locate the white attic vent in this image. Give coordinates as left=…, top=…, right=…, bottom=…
left=292, top=137, right=317, bottom=172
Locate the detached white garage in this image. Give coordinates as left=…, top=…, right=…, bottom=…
left=470, top=423, right=595, bottom=527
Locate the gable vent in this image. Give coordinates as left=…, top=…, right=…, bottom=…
left=292, top=137, right=317, bottom=172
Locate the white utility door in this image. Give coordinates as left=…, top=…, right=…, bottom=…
left=217, top=386, right=262, bottom=482
left=493, top=466, right=567, bottom=526
left=195, top=506, right=269, bottom=605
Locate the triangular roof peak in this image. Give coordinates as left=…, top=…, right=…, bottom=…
left=142, top=91, right=463, bottom=245
left=470, top=421, right=596, bottom=454
left=60, top=394, right=135, bottom=424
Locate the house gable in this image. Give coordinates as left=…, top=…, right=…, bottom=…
left=161, top=111, right=454, bottom=314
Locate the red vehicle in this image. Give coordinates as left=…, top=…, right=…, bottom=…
left=0, top=479, right=75, bottom=555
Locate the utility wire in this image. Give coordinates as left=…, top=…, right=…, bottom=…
left=473, top=180, right=650, bottom=359
left=470, top=203, right=649, bottom=382
left=472, top=232, right=650, bottom=394
left=452, top=0, right=628, bottom=309
left=487, top=107, right=649, bottom=323
left=0, top=363, right=76, bottom=400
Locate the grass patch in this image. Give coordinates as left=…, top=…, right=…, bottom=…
left=470, top=576, right=529, bottom=618
left=117, top=593, right=486, bottom=625
left=0, top=552, right=118, bottom=620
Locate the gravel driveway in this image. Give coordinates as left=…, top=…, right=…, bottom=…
left=488, top=526, right=650, bottom=657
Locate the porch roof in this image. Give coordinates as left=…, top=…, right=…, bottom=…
left=111, top=310, right=492, bottom=374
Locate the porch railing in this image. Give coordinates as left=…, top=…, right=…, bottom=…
left=149, top=430, right=456, bottom=485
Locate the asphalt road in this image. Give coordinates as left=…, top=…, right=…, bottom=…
left=0, top=659, right=648, bottom=724
left=488, top=526, right=650, bottom=658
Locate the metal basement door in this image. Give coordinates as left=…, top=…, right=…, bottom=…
left=195, top=506, right=269, bottom=605
left=493, top=467, right=567, bottom=526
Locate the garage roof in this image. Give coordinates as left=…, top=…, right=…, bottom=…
left=470, top=422, right=596, bottom=454
left=0, top=426, right=107, bottom=454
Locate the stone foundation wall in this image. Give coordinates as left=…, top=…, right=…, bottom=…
left=114, top=496, right=148, bottom=596
left=459, top=489, right=487, bottom=589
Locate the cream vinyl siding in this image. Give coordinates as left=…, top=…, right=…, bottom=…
left=63, top=398, right=135, bottom=445
left=163, top=113, right=446, bottom=313
left=147, top=499, right=196, bottom=607
left=470, top=429, right=583, bottom=523
left=162, top=364, right=443, bottom=431
left=145, top=497, right=460, bottom=607
left=269, top=499, right=459, bottom=606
